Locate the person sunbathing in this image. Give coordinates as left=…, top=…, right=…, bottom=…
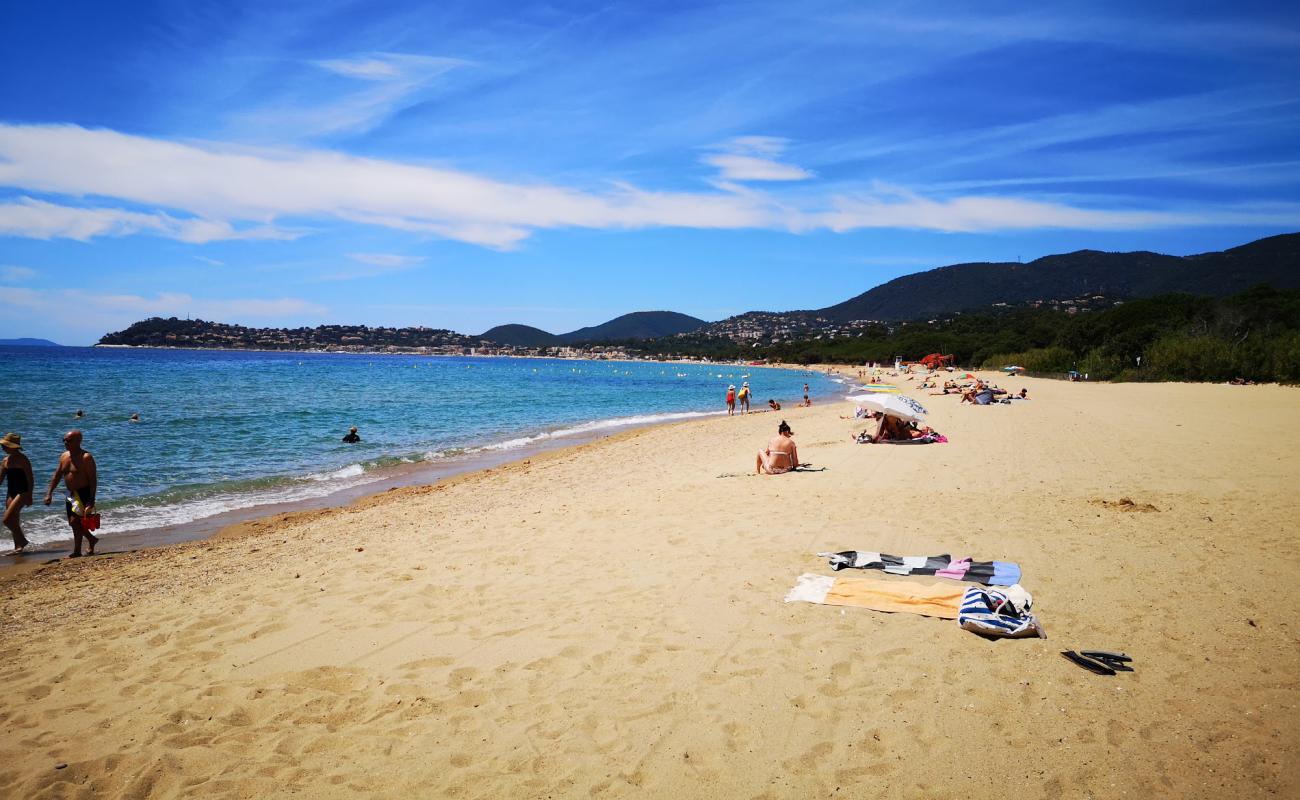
left=756, top=421, right=799, bottom=474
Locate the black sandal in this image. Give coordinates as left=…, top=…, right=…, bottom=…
left=1062, top=650, right=1116, bottom=675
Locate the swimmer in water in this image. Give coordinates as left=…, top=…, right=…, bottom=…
left=342, top=426, right=361, bottom=443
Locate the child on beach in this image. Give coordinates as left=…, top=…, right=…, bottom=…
left=726, top=385, right=736, bottom=416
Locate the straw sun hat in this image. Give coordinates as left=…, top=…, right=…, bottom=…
left=0, top=432, right=21, bottom=451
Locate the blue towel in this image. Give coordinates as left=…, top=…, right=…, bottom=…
left=991, top=561, right=1021, bottom=586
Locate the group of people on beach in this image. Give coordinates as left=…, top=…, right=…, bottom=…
left=1, top=430, right=100, bottom=557
left=727, top=381, right=812, bottom=416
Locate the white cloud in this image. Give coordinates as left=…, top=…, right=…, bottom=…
left=2, top=287, right=327, bottom=343
left=0, top=124, right=1288, bottom=252
left=0, top=197, right=297, bottom=244
left=193, top=255, right=225, bottom=266
left=703, top=136, right=813, bottom=181
left=318, top=252, right=427, bottom=280
left=0, top=265, right=37, bottom=282
left=347, top=252, right=425, bottom=267
left=5, top=287, right=324, bottom=319
left=235, top=53, right=470, bottom=139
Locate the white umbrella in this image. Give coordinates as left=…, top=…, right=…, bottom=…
left=1003, top=365, right=1025, bottom=372
left=854, top=392, right=927, bottom=422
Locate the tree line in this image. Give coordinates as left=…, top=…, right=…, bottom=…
left=627, top=286, right=1300, bottom=383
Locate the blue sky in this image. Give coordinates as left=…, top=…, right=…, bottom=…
left=1, top=0, right=1298, bottom=344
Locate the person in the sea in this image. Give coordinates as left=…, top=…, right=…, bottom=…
left=756, top=420, right=799, bottom=475
left=43, top=430, right=98, bottom=557
left=726, top=385, right=736, bottom=416
left=74, top=409, right=84, bottom=419
left=342, top=426, right=361, bottom=443
left=803, top=383, right=811, bottom=406
left=1, top=433, right=33, bottom=553
left=738, top=382, right=751, bottom=414
left=129, top=412, right=140, bottom=423
left=768, top=398, right=781, bottom=411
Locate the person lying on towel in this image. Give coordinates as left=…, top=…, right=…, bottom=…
left=757, top=420, right=799, bottom=474
left=858, top=415, right=936, bottom=443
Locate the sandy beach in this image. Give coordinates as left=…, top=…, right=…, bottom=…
left=1, top=375, right=1297, bottom=798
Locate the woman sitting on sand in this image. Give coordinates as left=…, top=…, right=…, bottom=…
left=756, top=421, right=799, bottom=475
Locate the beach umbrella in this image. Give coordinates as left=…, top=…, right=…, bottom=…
left=961, top=372, right=977, bottom=379
left=1003, top=365, right=1025, bottom=372
left=855, top=392, right=927, bottom=422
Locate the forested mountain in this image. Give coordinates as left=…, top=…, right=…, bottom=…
left=818, top=233, right=1300, bottom=321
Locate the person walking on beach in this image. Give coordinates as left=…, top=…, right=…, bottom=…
left=726, top=385, right=736, bottom=416
left=738, top=382, right=751, bottom=414
left=1, top=433, right=33, bottom=553
left=803, top=383, right=811, bottom=406
left=43, top=430, right=98, bottom=557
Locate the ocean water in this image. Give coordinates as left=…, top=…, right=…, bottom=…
left=0, top=346, right=841, bottom=546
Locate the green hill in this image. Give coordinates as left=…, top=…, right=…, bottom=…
left=559, top=311, right=706, bottom=343
left=480, top=324, right=563, bottom=347
left=818, top=232, right=1300, bottom=321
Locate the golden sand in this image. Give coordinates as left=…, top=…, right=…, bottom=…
left=1, top=375, right=1297, bottom=798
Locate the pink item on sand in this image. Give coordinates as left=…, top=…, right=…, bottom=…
left=936, top=557, right=971, bottom=580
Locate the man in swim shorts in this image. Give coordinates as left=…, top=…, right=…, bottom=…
left=43, top=429, right=98, bottom=557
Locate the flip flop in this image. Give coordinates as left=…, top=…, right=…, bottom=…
left=1081, top=650, right=1131, bottom=663
left=1062, top=650, right=1115, bottom=676
left=1081, top=650, right=1134, bottom=672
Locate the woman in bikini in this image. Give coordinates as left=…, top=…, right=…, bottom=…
left=756, top=421, right=799, bottom=474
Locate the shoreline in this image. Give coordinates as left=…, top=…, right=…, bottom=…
left=0, top=368, right=828, bottom=569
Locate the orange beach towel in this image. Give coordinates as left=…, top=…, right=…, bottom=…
left=784, top=573, right=965, bottom=619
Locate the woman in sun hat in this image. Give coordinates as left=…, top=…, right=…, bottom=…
left=0, top=433, right=33, bottom=552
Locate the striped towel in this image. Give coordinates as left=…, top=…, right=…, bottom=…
left=820, top=551, right=1022, bottom=586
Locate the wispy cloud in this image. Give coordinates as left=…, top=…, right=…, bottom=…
left=703, top=137, right=813, bottom=182
left=0, top=197, right=296, bottom=244
left=193, top=255, right=225, bottom=266
left=0, top=125, right=1292, bottom=252
left=347, top=252, right=424, bottom=267
left=0, top=265, right=38, bottom=282
left=233, top=52, right=470, bottom=139
left=3, top=287, right=326, bottom=342
left=318, top=252, right=427, bottom=280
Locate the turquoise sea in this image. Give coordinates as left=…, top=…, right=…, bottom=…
left=0, top=346, right=842, bottom=548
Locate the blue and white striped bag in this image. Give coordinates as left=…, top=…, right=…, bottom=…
left=958, top=585, right=1044, bottom=639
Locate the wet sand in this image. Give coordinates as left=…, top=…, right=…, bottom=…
left=1, top=376, right=1297, bottom=798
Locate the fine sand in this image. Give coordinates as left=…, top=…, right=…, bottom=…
left=1, top=375, right=1297, bottom=798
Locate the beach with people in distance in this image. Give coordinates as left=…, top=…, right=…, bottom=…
left=1, top=372, right=1296, bottom=798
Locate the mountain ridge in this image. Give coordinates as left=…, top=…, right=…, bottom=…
left=815, top=232, right=1300, bottom=322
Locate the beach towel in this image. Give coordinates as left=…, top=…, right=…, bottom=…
left=820, top=551, right=1021, bottom=586
left=957, top=585, right=1044, bottom=639
left=784, top=573, right=965, bottom=618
